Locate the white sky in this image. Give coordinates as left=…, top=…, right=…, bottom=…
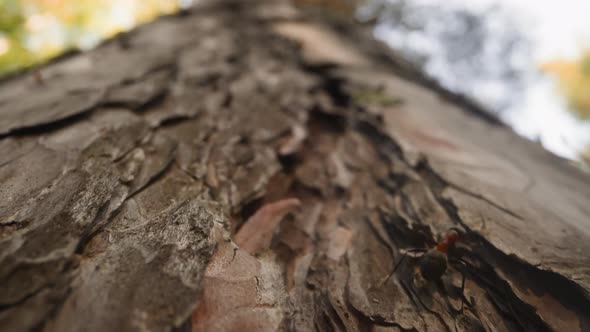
left=472, top=0, right=590, bottom=158
left=376, top=0, right=590, bottom=159
left=461, top=0, right=590, bottom=62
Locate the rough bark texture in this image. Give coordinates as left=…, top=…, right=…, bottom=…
left=1, top=1, right=590, bottom=331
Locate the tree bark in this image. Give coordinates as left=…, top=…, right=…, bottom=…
left=1, top=1, right=590, bottom=331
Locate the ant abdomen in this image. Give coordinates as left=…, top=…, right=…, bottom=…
left=419, top=249, right=448, bottom=282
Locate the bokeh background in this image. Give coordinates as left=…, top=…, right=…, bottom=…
left=1, top=0, right=589, bottom=166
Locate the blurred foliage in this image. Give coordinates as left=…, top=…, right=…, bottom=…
left=576, top=145, right=590, bottom=171
left=292, top=0, right=360, bottom=17
left=0, top=0, right=183, bottom=76
left=351, top=86, right=403, bottom=107
left=583, top=146, right=590, bottom=163
left=542, top=51, right=590, bottom=120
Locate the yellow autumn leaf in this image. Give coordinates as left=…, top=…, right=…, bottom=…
left=542, top=51, right=590, bottom=119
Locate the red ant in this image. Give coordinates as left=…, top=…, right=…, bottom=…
left=380, top=228, right=468, bottom=311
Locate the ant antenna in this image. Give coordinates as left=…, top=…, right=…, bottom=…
left=378, top=248, right=427, bottom=287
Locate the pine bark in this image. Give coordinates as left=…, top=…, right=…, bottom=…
left=1, top=1, right=590, bottom=331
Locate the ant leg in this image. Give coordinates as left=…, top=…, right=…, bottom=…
left=449, top=258, right=469, bottom=312
left=378, top=248, right=426, bottom=287
left=459, top=269, right=466, bottom=312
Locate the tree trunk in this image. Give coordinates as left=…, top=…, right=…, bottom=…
left=1, top=1, right=590, bottom=331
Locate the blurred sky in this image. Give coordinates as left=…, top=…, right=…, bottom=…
left=368, top=0, right=590, bottom=160
left=461, top=0, right=590, bottom=62
left=473, top=0, right=590, bottom=159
